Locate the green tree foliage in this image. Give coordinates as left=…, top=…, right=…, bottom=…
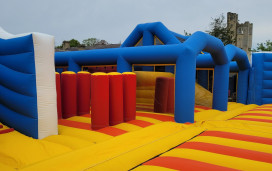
left=82, top=38, right=99, bottom=47
left=69, top=39, right=81, bottom=47
left=253, top=40, right=272, bottom=52
left=207, top=14, right=236, bottom=45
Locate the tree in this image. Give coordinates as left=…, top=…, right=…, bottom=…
left=82, top=38, right=99, bottom=47
left=206, top=14, right=236, bottom=45
left=69, top=39, right=81, bottom=47
left=183, top=30, right=191, bottom=36
left=253, top=40, right=272, bottom=52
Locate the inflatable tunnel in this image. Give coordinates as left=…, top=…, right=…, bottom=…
left=0, top=27, right=58, bottom=139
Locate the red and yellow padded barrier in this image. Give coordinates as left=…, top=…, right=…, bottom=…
left=61, top=71, right=77, bottom=119
left=91, top=72, right=109, bottom=130
left=77, top=71, right=91, bottom=115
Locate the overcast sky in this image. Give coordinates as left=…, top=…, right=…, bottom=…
left=0, top=0, right=271, bottom=48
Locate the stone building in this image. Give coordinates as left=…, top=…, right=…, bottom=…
left=227, top=12, right=253, bottom=58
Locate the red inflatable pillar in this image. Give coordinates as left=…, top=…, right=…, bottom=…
left=167, top=77, right=175, bottom=113
left=154, top=77, right=169, bottom=113
left=55, top=72, right=62, bottom=119
left=123, top=72, right=136, bottom=122
left=77, top=71, right=91, bottom=115
left=91, top=73, right=109, bottom=130
left=108, top=72, right=123, bottom=126
left=61, top=71, right=77, bottom=119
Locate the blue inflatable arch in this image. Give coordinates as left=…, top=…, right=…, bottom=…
left=55, top=22, right=248, bottom=123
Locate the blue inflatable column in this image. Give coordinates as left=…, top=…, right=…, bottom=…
left=237, top=69, right=249, bottom=104
left=117, top=56, right=132, bottom=73
left=175, top=51, right=196, bottom=123
left=143, top=31, right=154, bottom=46
left=213, top=63, right=229, bottom=111
left=68, top=58, right=81, bottom=73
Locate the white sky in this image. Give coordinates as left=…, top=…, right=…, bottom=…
left=1, top=0, right=271, bottom=48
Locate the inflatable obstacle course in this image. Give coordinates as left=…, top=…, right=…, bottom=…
left=1, top=22, right=272, bottom=170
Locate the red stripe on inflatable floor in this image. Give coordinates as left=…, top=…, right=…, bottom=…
left=58, top=119, right=127, bottom=136
left=136, top=112, right=174, bottom=122
left=177, top=142, right=272, bottom=163
left=238, top=113, right=272, bottom=117
left=194, top=110, right=200, bottom=113
left=200, top=131, right=272, bottom=145
left=58, top=119, right=92, bottom=130
left=0, top=125, right=3, bottom=129
left=232, top=117, right=272, bottom=123
left=0, top=128, right=14, bottom=134
left=96, top=127, right=127, bottom=136
left=126, top=120, right=153, bottom=128
left=144, top=156, right=237, bottom=171
left=195, top=105, right=211, bottom=110
left=249, top=109, right=272, bottom=112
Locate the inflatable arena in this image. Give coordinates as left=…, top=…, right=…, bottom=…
left=1, top=22, right=272, bottom=170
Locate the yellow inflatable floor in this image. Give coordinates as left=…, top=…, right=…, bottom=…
left=1, top=103, right=272, bottom=171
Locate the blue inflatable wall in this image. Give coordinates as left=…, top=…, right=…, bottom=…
left=0, top=35, right=39, bottom=137
left=248, top=52, right=272, bottom=105
left=0, top=28, right=58, bottom=139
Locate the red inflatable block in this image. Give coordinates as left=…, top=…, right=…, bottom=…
left=61, top=71, right=77, bottom=119
left=167, top=77, right=175, bottom=113
left=108, top=72, right=123, bottom=126
left=154, top=77, right=169, bottom=113
left=55, top=72, right=62, bottom=119
left=77, top=71, right=91, bottom=115
left=123, top=72, right=136, bottom=122
left=91, top=73, right=109, bottom=130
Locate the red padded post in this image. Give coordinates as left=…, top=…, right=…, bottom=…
left=55, top=72, right=62, bottom=119
left=77, top=71, right=91, bottom=115
left=61, top=71, right=77, bottom=119
left=108, top=72, right=123, bottom=126
left=154, top=77, right=169, bottom=113
left=123, top=72, right=136, bottom=122
left=167, top=77, right=175, bottom=113
left=91, top=73, right=109, bottom=130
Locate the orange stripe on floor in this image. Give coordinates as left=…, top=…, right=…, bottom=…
left=0, top=128, right=14, bottom=134
left=232, top=118, right=272, bottom=123
left=126, top=120, right=153, bottom=128
left=178, top=142, right=272, bottom=163
left=136, top=112, right=175, bottom=122
left=58, top=119, right=127, bottom=136
left=194, top=110, right=200, bottom=113
left=199, top=131, right=272, bottom=145
left=144, top=156, right=237, bottom=171
left=238, top=113, right=272, bottom=117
